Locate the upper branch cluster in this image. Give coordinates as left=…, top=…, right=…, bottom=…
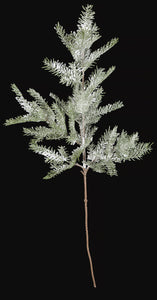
left=4, top=4, right=152, bottom=179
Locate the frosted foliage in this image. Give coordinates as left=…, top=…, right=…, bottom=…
left=4, top=4, right=152, bottom=179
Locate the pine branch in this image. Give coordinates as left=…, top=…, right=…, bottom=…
left=114, top=131, right=153, bottom=162
left=44, top=144, right=86, bottom=178
left=54, top=22, right=75, bottom=53
left=4, top=4, right=153, bottom=289
left=11, top=84, right=33, bottom=113
left=43, top=58, right=81, bottom=87
left=4, top=4, right=152, bottom=180
left=84, top=38, right=119, bottom=71
left=87, top=127, right=152, bottom=176
left=5, top=84, right=55, bottom=126
left=32, top=143, right=78, bottom=180
left=84, top=101, right=123, bottom=130
left=29, top=141, right=69, bottom=164
left=23, top=125, right=65, bottom=141
left=78, top=4, right=95, bottom=28
left=27, top=88, right=51, bottom=112
left=43, top=163, right=71, bottom=179
left=99, top=100, right=124, bottom=115
left=86, top=66, right=116, bottom=94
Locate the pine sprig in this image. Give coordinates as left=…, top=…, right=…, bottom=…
left=4, top=4, right=152, bottom=180
left=98, top=101, right=124, bottom=116
left=4, top=5, right=152, bottom=289
left=84, top=38, right=119, bottom=70
left=87, top=127, right=152, bottom=176
left=11, top=84, right=33, bottom=113
left=29, top=141, right=69, bottom=164
left=43, top=58, right=82, bottom=87
left=86, top=66, right=116, bottom=94
left=54, top=22, right=75, bottom=53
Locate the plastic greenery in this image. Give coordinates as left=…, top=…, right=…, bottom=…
left=4, top=4, right=152, bottom=288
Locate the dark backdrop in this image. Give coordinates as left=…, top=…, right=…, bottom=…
left=2, top=0, right=156, bottom=294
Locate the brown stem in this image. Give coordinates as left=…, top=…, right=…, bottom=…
left=82, top=169, right=96, bottom=288
left=80, top=54, right=96, bottom=287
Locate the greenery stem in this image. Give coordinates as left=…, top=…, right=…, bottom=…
left=82, top=169, right=96, bottom=288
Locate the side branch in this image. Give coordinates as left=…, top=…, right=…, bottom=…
left=75, top=163, right=84, bottom=169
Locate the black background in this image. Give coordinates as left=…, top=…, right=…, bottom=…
left=1, top=0, right=156, bottom=295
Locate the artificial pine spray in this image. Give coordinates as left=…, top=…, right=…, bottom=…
left=5, top=5, right=152, bottom=288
